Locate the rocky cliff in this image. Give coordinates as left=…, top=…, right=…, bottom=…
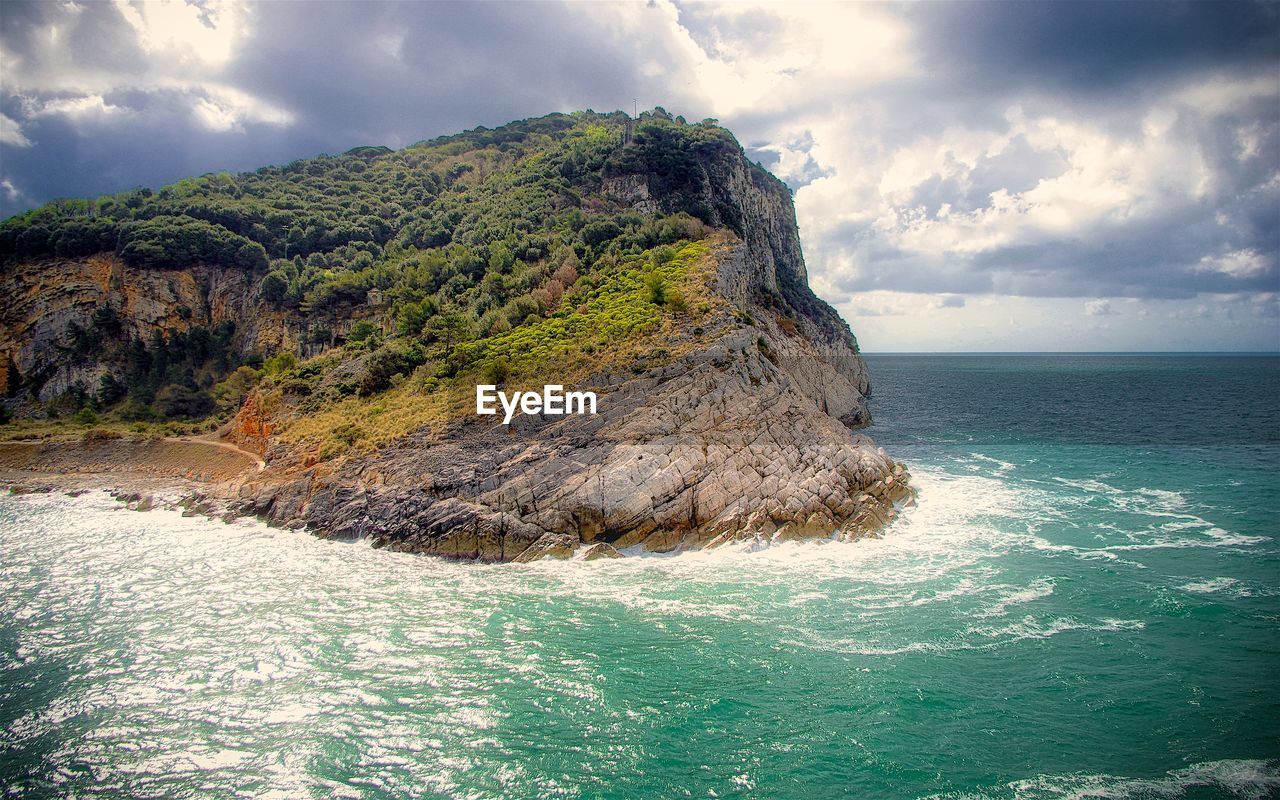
left=0, top=255, right=385, bottom=402
left=1, top=111, right=912, bottom=560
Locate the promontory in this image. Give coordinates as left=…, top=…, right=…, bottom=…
left=0, top=110, right=912, bottom=561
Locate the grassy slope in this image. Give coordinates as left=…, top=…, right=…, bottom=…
left=274, top=235, right=733, bottom=458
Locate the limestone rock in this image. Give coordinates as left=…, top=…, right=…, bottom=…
left=513, top=532, right=577, bottom=563
left=581, top=542, right=622, bottom=560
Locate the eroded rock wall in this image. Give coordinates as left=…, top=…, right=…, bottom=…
left=0, top=255, right=381, bottom=400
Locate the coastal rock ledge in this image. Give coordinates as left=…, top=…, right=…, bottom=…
left=232, top=143, right=913, bottom=560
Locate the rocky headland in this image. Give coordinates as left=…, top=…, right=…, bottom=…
left=1, top=111, right=912, bottom=560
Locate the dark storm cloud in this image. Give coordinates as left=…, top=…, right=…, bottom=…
left=909, top=0, right=1280, bottom=97
left=0, top=87, right=310, bottom=212
left=225, top=1, right=682, bottom=149
left=0, top=0, right=148, bottom=78
left=780, top=1, right=1280, bottom=301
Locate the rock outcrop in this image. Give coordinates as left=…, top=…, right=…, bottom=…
left=236, top=313, right=912, bottom=560
left=233, top=145, right=913, bottom=560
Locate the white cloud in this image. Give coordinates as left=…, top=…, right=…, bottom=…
left=191, top=85, right=294, bottom=132
left=1197, top=249, right=1271, bottom=280
left=803, top=101, right=1217, bottom=264
left=22, top=93, right=124, bottom=120
left=592, top=0, right=914, bottom=118
left=0, top=113, right=31, bottom=147
left=5, top=0, right=291, bottom=137
left=0, top=178, right=23, bottom=202
left=114, top=0, right=250, bottom=68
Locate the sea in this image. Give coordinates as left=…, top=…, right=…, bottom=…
left=1, top=354, right=1278, bottom=799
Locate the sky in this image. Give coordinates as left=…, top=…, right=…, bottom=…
left=1, top=0, right=1278, bottom=352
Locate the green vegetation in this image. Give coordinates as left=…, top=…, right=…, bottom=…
left=59, top=320, right=248, bottom=422
left=1, top=109, right=761, bottom=451
left=278, top=237, right=725, bottom=455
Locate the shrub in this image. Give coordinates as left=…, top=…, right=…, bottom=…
left=333, top=423, right=362, bottom=446
left=212, top=365, right=260, bottom=409
left=279, top=378, right=313, bottom=396
left=483, top=358, right=511, bottom=385
left=154, top=384, right=214, bottom=419
left=358, top=346, right=413, bottom=396
left=665, top=287, right=687, bottom=314
left=73, top=407, right=99, bottom=425
left=263, top=352, right=298, bottom=375
left=645, top=271, right=667, bottom=305
left=121, top=397, right=157, bottom=421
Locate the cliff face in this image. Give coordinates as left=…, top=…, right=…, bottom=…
left=1, top=256, right=255, bottom=399
left=233, top=145, right=909, bottom=560
left=605, top=137, right=871, bottom=425
left=0, top=255, right=385, bottom=401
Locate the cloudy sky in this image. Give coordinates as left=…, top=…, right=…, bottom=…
left=2, top=0, right=1277, bottom=351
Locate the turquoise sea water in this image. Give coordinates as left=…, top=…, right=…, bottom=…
left=2, top=354, right=1278, bottom=799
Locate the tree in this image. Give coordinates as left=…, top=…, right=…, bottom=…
left=346, top=320, right=381, bottom=348
left=212, top=366, right=259, bottom=410
left=96, top=373, right=127, bottom=407
left=581, top=220, right=622, bottom=248
left=91, top=305, right=123, bottom=337
left=422, top=312, right=476, bottom=369
left=487, top=241, right=514, bottom=274
left=154, top=384, right=213, bottom=418
left=260, top=271, right=289, bottom=303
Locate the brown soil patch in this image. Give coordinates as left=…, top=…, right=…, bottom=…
left=0, top=437, right=261, bottom=484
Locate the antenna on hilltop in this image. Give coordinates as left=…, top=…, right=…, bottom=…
left=634, top=98, right=638, bottom=119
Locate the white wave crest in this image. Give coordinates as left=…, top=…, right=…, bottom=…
left=998, top=758, right=1280, bottom=800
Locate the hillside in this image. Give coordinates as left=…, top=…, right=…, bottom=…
left=0, top=110, right=911, bottom=560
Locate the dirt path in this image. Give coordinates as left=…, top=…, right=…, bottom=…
left=177, top=435, right=266, bottom=471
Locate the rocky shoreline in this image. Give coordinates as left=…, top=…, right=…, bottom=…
left=1, top=344, right=916, bottom=562
left=1, top=435, right=913, bottom=562
left=227, top=320, right=915, bottom=562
